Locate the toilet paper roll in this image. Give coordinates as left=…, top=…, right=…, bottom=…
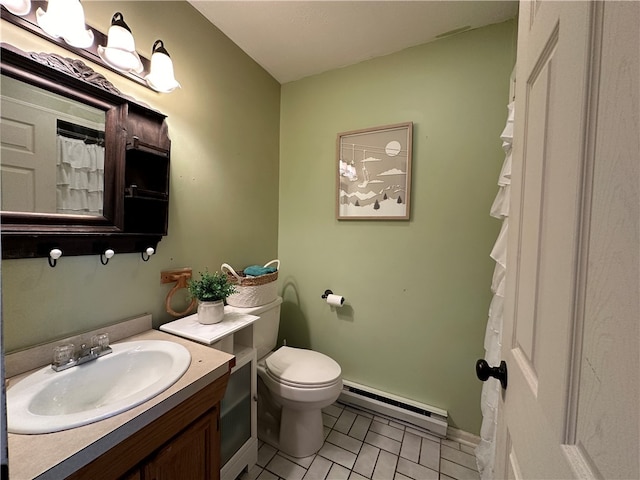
left=326, top=294, right=345, bottom=307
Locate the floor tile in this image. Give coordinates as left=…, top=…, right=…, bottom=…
left=266, top=454, right=307, bottom=480
left=399, top=431, right=421, bottom=463
left=254, top=402, right=483, bottom=480
left=406, top=427, right=443, bottom=443
left=317, top=442, right=357, bottom=469
left=346, top=406, right=373, bottom=418
left=322, top=412, right=338, bottom=428
left=323, top=403, right=344, bottom=418
left=258, top=443, right=278, bottom=467
left=349, top=472, right=370, bottom=480
left=349, top=415, right=372, bottom=441
left=353, top=442, right=380, bottom=478
left=365, top=430, right=402, bottom=455
left=326, top=430, right=363, bottom=454
left=389, top=420, right=407, bottom=431
left=396, top=457, right=439, bottom=480
left=327, top=463, right=351, bottom=480
left=440, top=459, right=480, bottom=480
left=440, top=446, right=478, bottom=471
left=395, top=473, right=413, bottom=480
left=277, top=451, right=316, bottom=469
left=257, top=469, right=279, bottom=480
left=419, top=438, right=441, bottom=472
left=372, top=450, right=398, bottom=480
left=370, top=420, right=405, bottom=442
left=303, top=455, right=332, bottom=480
left=334, top=409, right=357, bottom=434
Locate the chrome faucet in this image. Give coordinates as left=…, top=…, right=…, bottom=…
left=52, top=333, right=112, bottom=372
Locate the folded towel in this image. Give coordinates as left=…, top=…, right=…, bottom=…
left=244, top=265, right=277, bottom=276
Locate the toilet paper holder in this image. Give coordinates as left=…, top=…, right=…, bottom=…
left=321, top=289, right=334, bottom=299
left=321, top=290, right=345, bottom=306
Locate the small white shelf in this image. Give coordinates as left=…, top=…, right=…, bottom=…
left=159, top=311, right=259, bottom=345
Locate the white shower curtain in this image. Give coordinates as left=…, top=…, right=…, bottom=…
left=56, top=135, right=105, bottom=215
left=476, top=101, right=514, bottom=479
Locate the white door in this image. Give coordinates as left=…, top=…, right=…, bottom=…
left=494, top=1, right=639, bottom=479
left=0, top=98, right=57, bottom=212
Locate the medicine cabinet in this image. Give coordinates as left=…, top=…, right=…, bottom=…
left=0, top=43, right=171, bottom=259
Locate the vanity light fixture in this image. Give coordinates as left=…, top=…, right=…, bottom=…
left=0, top=0, right=31, bottom=16
left=36, top=0, right=94, bottom=48
left=97, top=12, right=143, bottom=74
left=48, top=248, right=62, bottom=268
left=141, top=247, right=155, bottom=262
left=145, top=40, right=181, bottom=93
left=100, top=248, right=115, bottom=265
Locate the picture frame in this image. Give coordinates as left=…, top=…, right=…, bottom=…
left=336, top=122, right=413, bottom=220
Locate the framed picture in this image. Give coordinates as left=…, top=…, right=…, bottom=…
left=336, top=122, right=413, bottom=220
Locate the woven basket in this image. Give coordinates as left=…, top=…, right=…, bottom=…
left=221, top=260, right=280, bottom=307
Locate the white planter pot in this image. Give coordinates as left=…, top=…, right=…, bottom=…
left=197, top=300, right=225, bottom=325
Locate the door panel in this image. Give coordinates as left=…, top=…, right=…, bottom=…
left=496, top=1, right=639, bottom=479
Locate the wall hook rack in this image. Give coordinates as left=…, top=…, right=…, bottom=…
left=141, top=247, right=155, bottom=261
left=100, top=249, right=115, bottom=265
left=48, top=248, right=62, bottom=267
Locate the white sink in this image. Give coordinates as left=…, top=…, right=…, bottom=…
left=7, top=340, right=191, bottom=434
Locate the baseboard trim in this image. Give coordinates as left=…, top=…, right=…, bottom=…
left=446, top=427, right=480, bottom=448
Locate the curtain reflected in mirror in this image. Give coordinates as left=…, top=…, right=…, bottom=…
left=0, top=74, right=106, bottom=216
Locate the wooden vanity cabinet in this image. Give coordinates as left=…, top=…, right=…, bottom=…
left=66, top=372, right=229, bottom=480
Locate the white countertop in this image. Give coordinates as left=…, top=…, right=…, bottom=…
left=7, top=329, right=234, bottom=480
left=160, top=311, right=259, bottom=345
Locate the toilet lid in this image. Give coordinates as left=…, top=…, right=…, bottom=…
left=265, top=346, right=341, bottom=387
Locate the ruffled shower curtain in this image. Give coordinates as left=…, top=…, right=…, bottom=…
left=56, top=135, right=104, bottom=215
left=475, top=102, right=514, bottom=479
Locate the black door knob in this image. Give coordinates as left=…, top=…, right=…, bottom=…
left=476, top=359, right=508, bottom=389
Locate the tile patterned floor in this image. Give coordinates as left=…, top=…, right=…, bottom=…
left=239, top=402, right=481, bottom=480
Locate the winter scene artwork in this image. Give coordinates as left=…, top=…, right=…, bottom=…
left=337, top=122, right=412, bottom=220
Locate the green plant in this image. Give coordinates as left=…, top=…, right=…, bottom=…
left=188, top=270, right=236, bottom=302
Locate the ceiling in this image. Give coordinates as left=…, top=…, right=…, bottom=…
left=188, top=1, right=518, bottom=84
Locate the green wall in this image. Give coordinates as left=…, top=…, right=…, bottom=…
left=1, top=4, right=516, bottom=435
left=1, top=2, right=280, bottom=352
left=278, top=20, right=516, bottom=434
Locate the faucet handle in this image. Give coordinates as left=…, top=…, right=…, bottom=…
left=92, top=333, right=110, bottom=351
left=53, top=343, right=75, bottom=367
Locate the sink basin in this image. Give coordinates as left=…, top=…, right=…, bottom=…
left=7, top=340, right=191, bottom=434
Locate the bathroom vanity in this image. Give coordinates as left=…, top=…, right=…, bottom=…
left=160, top=311, right=261, bottom=480
left=6, top=319, right=235, bottom=479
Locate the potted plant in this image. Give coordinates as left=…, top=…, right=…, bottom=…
left=187, top=270, right=236, bottom=324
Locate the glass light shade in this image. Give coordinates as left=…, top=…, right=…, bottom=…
left=145, top=40, right=181, bottom=93
left=1, top=0, right=31, bottom=16
left=36, top=0, right=93, bottom=48
left=97, top=12, right=143, bottom=74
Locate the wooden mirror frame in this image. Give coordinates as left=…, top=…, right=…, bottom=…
left=1, top=43, right=166, bottom=259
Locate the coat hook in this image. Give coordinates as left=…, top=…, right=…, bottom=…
left=141, top=247, right=155, bottom=261
left=49, top=248, right=62, bottom=268
left=100, top=249, right=115, bottom=265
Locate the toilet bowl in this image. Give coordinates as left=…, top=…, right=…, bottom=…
left=258, top=346, right=342, bottom=457
left=225, top=297, right=343, bottom=458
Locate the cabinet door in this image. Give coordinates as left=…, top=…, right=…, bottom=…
left=143, top=409, right=219, bottom=480
left=220, top=360, right=252, bottom=466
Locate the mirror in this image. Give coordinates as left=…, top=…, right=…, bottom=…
left=1, top=74, right=106, bottom=216
left=0, top=43, right=170, bottom=260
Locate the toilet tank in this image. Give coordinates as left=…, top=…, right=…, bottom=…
left=225, top=296, right=282, bottom=359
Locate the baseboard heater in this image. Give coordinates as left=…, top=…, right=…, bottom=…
left=338, top=380, right=448, bottom=438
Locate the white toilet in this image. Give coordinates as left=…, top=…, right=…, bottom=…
left=226, top=297, right=342, bottom=458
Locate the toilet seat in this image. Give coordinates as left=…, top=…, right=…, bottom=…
left=265, top=346, right=341, bottom=388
